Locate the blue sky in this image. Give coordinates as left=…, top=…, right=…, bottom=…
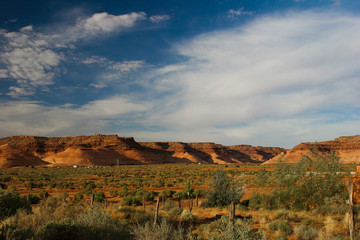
left=0, top=0, right=359, bottom=148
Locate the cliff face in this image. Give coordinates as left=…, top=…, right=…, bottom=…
left=0, top=134, right=284, bottom=167
left=263, top=135, right=360, bottom=165
left=138, top=142, right=283, bottom=164
left=1, top=134, right=358, bottom=167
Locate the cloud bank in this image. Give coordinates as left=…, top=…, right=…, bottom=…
left=0, top=96, right=150, bottom=136
left=0, top=10, right=359, bottom=148
left=141, top=10, right=360, bottom=147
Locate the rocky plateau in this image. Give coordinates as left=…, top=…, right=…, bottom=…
left=0, top=134, right=284, bottom=168
left=0, top=134, right=359, bottom=168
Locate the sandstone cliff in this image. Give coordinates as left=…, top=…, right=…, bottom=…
left=138, top=142, right=282, bottom=164
left=263, top=135, right=360, bottom=165
left=0, top=134, right=284, bottom=167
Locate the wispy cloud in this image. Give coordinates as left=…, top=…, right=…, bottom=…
left=227, top=8, right=254, bottom=19
left=140, top=10, right=360, bottom=147
left=332, top=0, right=341, bottom=6
left=149, top=15, right=171, bottom=23
left=7, top=86, right=35, bottom=98
left=82, top=56, right=145, bottom=87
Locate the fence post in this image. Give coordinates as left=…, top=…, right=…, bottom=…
left=229, top=201, right=235, bottom=224
left=154, top=196, right=160, bottom=227
left=349, top=179, right=355, bottom=240
left=90, top=194, right=94, bottom=208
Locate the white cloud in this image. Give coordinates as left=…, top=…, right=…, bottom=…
left=157, top=64, right=187, bottom=74
left=6, top=86, right=35, bottom=98
left=0, top=95, right=150, bottom=137
left=81, top=56, right=107, bottom=64
left=0, top=69, right=8, bottom=78
left=227, top=8, right=254, bottom=19
left=76, top=12, right=146, bottom=37
left=0, top=29, right=63, bottom=88
left=0, top=11, right=151, bottom=97
left=107, top=60, right=144, bottom=72
left=149, top=15, right=171, bottom=23
left=20, top=25, right=33, bottom=31
left=83, top=57, right=145, bottom=85
left=1, top=9, right=359, bottom=148
left=77, top=95, right=150, bottom=117
left=126, top=117, right=360, bottom=148
left=140, top=10, right=360, bottom=147
left=89, top=82, right=107, bottom=89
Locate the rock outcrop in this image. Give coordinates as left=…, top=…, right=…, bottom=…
left=0, top=134, right=284, bottom=167
left=263, top=135, right=360, bottom=165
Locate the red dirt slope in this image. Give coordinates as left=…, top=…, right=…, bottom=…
left=0, top=144, right=48, bottom=168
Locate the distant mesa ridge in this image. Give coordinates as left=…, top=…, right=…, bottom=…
left=0, top=134, right=359, bottom=168
left=0, top=134, right=285, bottom=168
left=263, top=135, right=360, bottom=165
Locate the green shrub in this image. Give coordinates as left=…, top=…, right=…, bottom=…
left=267, top=220, right=293, bottom=236
left=301, top=218, right=316, bottom=227
left=205, top=217, right=264, bottom=240
left=294, top=225, right=318, bottom=240
left=132, top=219, right=186, bottom=240
left=162, top=200, right=177, bottom=211
left=274, top=232, right=288, bottom=240
left=0, top=183, right=7, bottom=190
left=121, top=196, right=142, bottom=206
left=272, top=190, right=291, bottom=209
left=274, top=209, right=290, bottom=220
left=249, top=193, right=275, bottom=210
left=168, top=207, right=183, bottom=218
left=206, top=170, right=246, bottom=207
left=0, top=190, right=31, bottom=220
left=38, top=190, right=50, bottom=200
left=76, top=207, right=131, bottom=240
left=34, top=218, right=78, bottom=240
left=272, top=149, right=346, bottom=210
left=135, top=189, right=154, bottom=202
left=24, top=193, right=40, bottom=205
left=317, top=194, right=347, bottom=215
left=181, top=212, right=197, bottom=222
left=133, top=211, right=153, bottom=225
left=160, top=189, right=176, bottom=199
left=93, top=191, right=105, bottom=203
left=194, top=189, right=205, bottom=198
left=0, top=221, right=33, bottom=240
left=75, top=192, right=83, bottom=200
left=108, top=190, right=119, bottom=197
left=118, top=207, right=136, bottom=220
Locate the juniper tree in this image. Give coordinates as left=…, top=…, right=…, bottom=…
left=206, top=170, right=246, bottom=207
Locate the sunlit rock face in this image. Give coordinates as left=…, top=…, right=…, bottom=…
left=0, top=134, right=285, bottom=167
